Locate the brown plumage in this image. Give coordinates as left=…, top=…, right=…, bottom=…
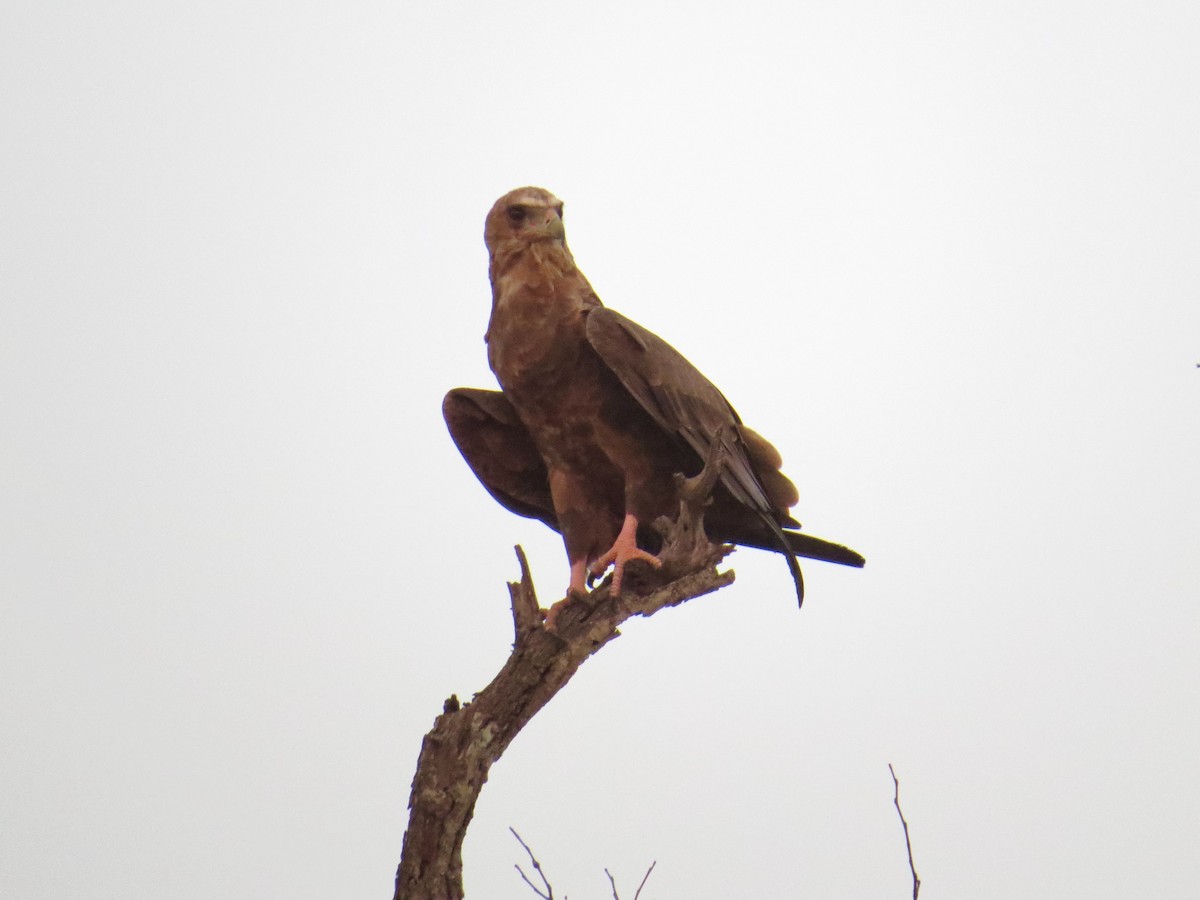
left=444, top=186, right=863, bottom=627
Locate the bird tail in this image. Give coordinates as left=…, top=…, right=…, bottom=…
left=761, top=515, right=807, bottom=607
left=764, top=524, right=865, bottom=609
left=782, top=531, right=866, bottom=569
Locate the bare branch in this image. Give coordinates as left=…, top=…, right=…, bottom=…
left=601, top=859, right=655, bottom=900
left=393, top=451, right=729, bottom=900
left=394, top=454, right=735, bottom=900
left=633, top=861, right=656, bottom=900
left=604, top=868, right=619, bottom=900
left=888, top=763, right=921, bottom=900
left=509, top=828, right=553, bottom=900
left=509, top=545, right=541, bottom=641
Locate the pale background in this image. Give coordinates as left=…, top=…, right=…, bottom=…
left=2, top=2, right=1198, bottom=898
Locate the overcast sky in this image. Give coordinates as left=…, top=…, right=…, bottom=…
left=2, top=2, right=1198, bottom=898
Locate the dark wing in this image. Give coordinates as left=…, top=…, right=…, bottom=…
left=584, top=307, right=812, bottom=603
left=583, top=309, right=765, bottom=505
left=442, top=388, right=557, bottom=530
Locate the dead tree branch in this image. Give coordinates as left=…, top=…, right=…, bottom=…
left=510, top=831, right=655, bottom=900
left=888, top=763, right=921, bottom=900
left=601, top=860, right=657, bottom=900
left=509, top=828, right=554, bottom=900
left=605, top=868, right=619, bottom=900
left=393, top=449, right=735, bottom=900
left=633, top=860, right=656, bottom=899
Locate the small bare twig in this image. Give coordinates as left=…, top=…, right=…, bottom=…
left=604, top=868, right=619, bottom=900
left=601, top=860, right=656, bottom=900
left=633, top=861, right=656, bottom=899
left=510, top=828, right=554, bottom=900
left=888, top=763, right=921, bottom=900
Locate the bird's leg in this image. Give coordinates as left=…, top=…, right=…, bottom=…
left=590, top=513, right=663, bottom=594
left=568, top=557, right=589, bottom=594
left=542, top=559, right=590, bottom=633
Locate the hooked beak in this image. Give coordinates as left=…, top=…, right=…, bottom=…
left=535, top=209, right=565, bottom=242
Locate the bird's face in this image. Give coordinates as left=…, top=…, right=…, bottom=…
left=484, top=187, right=566, bottom=256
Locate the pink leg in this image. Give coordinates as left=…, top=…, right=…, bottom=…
left=568, top=558, right=589, bottom=594
left=544, top=558, right=590, bottom=633
left=589, top=513, right=663, bottom=594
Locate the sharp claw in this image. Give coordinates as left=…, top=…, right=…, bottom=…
left=544, top=598, right=568, bottom=633
left=592, top=546, right=661, bottom=595
left=586, top=514, right=663, bottom=595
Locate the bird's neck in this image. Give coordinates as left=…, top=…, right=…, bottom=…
left=488, top=240, right=577, bottom=297
left=485, top=241, right=594, bottom=390
left=487, top=240, right=587, bottom=337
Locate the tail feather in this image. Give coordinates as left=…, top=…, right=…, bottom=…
left=760, top=513, right=806, bottom=608
left=783, top=531, right=866, bottom=568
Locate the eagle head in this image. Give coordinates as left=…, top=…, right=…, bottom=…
left=484, top=186, right=567, bottom=257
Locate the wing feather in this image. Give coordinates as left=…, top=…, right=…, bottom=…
left=585, top=308, right=809, bottom=603
left=585, top=308, right=770, bottom=511
left=443, top=388, right=557, bottom=529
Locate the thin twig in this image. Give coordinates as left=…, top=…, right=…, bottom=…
left=633, top=861, right=656, bottom=900
left=604, top=868, right=619, bottom=899
left=888, top=763, right=921, bottom=900
left=603, top=859, right=656, bottom=900
left=510, top=827, right=554, bottom=899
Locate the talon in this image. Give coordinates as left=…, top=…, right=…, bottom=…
left=545, top=588, right=590, bottom=633
left=590, top=514, right=662, bottom=594
left=544, top=598, right=569, bottom=633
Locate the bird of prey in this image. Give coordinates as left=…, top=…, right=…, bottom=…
left=444, top=187, right=863, bottom=628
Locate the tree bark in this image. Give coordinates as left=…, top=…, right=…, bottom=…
left=393, top=459, right=735, bottom=899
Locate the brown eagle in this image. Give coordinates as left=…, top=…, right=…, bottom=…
left=444, top=187, right=863, bottom=628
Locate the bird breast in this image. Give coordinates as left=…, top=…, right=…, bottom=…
left=487, top=266, right=590, bottom=393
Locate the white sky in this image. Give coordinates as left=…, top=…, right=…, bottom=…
left=2, top=2, right=1198, bottom=898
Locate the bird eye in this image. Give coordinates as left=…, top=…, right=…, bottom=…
left=506, top=206, right=526, bottom=224
left=555, top=204, right=564, bottom=219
